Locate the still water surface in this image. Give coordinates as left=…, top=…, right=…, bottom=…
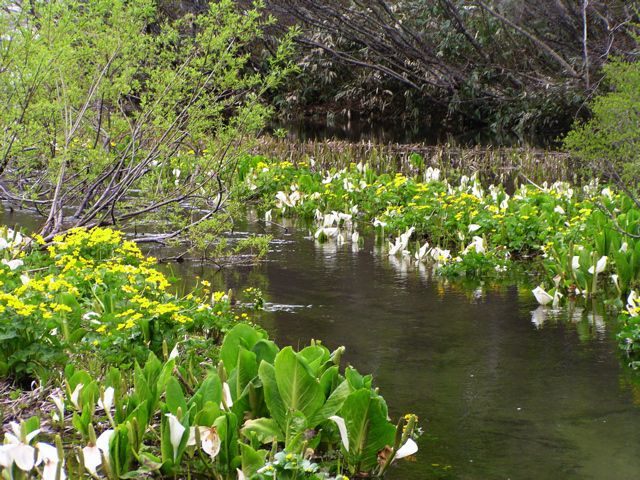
left=167, top=216, right=640, bottom=480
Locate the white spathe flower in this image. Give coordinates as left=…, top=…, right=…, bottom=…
left=468, top=224, right=481, bottom=233
left=532, top=286, right=553, bottom=306
left=50, top=394, right=65, bottom=419
left=554, top=205, right=565, bottom=214
left=0, top=424, right=39, bottom=471
left=552, top=290, right=563, bottom=308
left=97, top=387, right=114, bottom=412
left=36, top=442, right=65, bottom=480
left=70, top=383, right=83, bottom=410
left=571, top=256, right=580, bottom=271
left=264, top=209, right=272, bottom=222
left=1, top=258, right=23, bottom=270
left=395, top=438, right=418, bottom=460
left=588, top=256, right=607, bottom=275
left=165, top=414, right=185, bottom=462
left=373, top=218, right=387, bottom=228
left=620, top=242, right=628, bottom=253
left=351, top=231, right=360, bottom=244
left=0, top=238, right=8, bottom=250
left=466, top=236, right=485, bottom=255
left=627, top=291, right=639, bottom=317
left=172, top=168, right=181, bottom=178
left=169, top=343, right=180, bottom=360
left=20, top=274, right=30, bottom=285
left=329, top=415, right=349, bottom=452
left=82, top=429, right=113, bottom=475
left=198, top=427, right=221, bottom=460
left=82, top=311, right=100, bottom=321
left=323, top=213, right=337, bottom=227
left=221, top=382, right=233, bottom=409
left=611, top=274, right=620, bottom=291
left=415, top=242, right=429, bottom=262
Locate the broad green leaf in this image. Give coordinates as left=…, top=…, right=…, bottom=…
left=258, top=361, right=286, bottom=430
left=252, top=339, right=279, bottom=366
left=241, top=417, right=284, bottom=443
left=340, top=389, right=396, bottom=473
left=220, top=324, right=265, bottom=373
left=240, top=443, right=267, bottom=478
left=165, top=377, right=187, bottom=416
left=274, top=347, right=324, bottom=419
left=308, top=379, right=352, bottom=427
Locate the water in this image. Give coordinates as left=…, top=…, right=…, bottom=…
left=167, top=216, right=640, bottom=480
left=5, top=207, right=640, bottom=479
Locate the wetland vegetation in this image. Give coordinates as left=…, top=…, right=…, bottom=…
left=0, top=1, right=639, bottom=479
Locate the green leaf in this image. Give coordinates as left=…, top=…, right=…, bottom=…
left=240, top=417, right=284, bottom=444
left=340, top=389, right=396, bottom=473
left=258, top=361, right=286, bottom=430
left=274, top=347, right=324, bottom=419
left=308, top=379, right=352, bottom=427
left=240, top=443, right=267, bottom=478
left=220, top=324, right=265, bottom=373
left=165, top=377, right=187, bottom=416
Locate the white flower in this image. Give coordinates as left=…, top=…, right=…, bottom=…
left=588, top=256, right=607, bottom=275
left=82, top=312, right=100, bottom=321
left=373, top=218, right=387, bottom=228
left=468, top=224, right=481, bottom=233
left=36, top=442, right=65, bottom=480
left=70, top=383, right=83, bottom=410
left=627, top=291, right=639, bottom=317
left=395, top=438, right=418, bottom=460
left=465, top=236, right=485, bottom=255
left=571, top=256, right=580, bottom=271
left=329, top=416, right=349, bottom=452
left=221, top=382, right=233, bottom=409
left=0, top=238, right=8, bottom=250
left=0, top=423, right=39, bottom=471
left=97, top=387, right=114, bottom=412
left=20, top=274, right=30, bottom=285
left=264, top=209, right=272, bottom=222
left=169, top=344, right=180, bottom=360
left=532, top=286, right=553, bottom=306
left=414, top=242, right=429, bottom=262
left=82, top=429, right=113, bottom=474
left=50, top=394, right=65, bottom=420
left=165, top=414, right=185, bottom=462
left=351, top=231, right=360, bottom=244
left=172, top=168, right=181, bottom=178
left=1, top=258, right=23, bottom=270
left=196, top=426, right=221, bottom=460
left=620, top=242, right=628, bottom=253
left=554, top=205, right=565, bottom=214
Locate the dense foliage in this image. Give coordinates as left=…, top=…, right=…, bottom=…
left=0, top=0, right=294, bottom=241
left=260, top=0, right=638, bottom=133
left=564, top=57, right=640, bottom=186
